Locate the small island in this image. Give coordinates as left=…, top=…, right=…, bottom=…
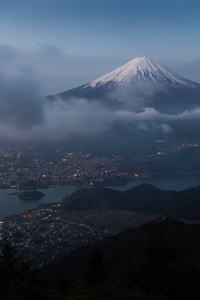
left=18, top=191, right=45, bottom=200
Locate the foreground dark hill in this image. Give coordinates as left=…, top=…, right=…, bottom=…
left=62, top=184, right=200, bottom=219
left=41, top=218, right=200, bottom=288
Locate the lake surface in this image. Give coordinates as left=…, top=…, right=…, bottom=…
left=0, top=186, right=79, bottom=218
left=1, top=174, right=200, bottom=218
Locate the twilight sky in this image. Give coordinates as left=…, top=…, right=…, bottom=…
left=1, top=0, right=200, bottom=94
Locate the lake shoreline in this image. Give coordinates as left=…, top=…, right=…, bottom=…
left=0, top=174, right=200, bottom=219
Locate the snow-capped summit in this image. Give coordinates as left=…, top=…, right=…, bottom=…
left=49, top=56, right=200, bottom=114
left=85, top=56, right=196, bottom=89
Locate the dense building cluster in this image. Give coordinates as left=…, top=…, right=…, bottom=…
left=0, top=147, right=129, bottom=188
left=0, top=203, right=113, bottom=266
left=0, top=142, right=199, bottom=189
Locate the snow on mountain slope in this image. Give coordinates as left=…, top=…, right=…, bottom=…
left=83, top=57, right=197, bottom=89
left=49, top=56, right=200, bottom=114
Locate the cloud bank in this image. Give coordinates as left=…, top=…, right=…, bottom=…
left=0, top=44, right=200, bottom=144
left=1, top=87, right=200, bottom=142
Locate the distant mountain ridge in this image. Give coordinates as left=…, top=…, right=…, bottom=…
left=62, top=183, right=200, bottom=219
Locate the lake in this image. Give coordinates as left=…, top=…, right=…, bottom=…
left=1, top=174, right=200, bottom=218
left=0, top=186, right=79, bottom=218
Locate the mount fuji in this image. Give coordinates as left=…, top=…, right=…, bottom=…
left=45, top=57, right=200, bottom=155
left=49, top=57, right=200, bottom=113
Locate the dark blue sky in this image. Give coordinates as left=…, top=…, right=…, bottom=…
left=1, top=0, right=200, bottom=93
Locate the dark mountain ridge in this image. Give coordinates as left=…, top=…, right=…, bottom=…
left=41, top=218, right=200, bottom=288
left=62, top=183, right=200, bottom=219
